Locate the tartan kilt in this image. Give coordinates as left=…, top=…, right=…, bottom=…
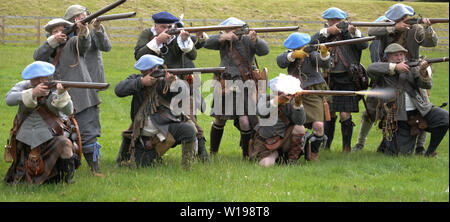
left=328, top=72, right=361, bottom=113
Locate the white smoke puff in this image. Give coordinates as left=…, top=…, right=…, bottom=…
left=268, top=73, right=302, bottom=95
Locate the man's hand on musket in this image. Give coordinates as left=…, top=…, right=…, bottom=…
left=91, top=18, right=102, bottom=30
left=249, top=30, right=258, bottom=43
left=422, top=18, right=431, bottom=28
left=219, top=31, right=238, bottom=42
left=347, top=24, right=357, bottom=35
left=419, top=60, right=429, bottom=77
left=294, top=92, right=303, bottom=108
left=76, top=22, right=89, bottom=35
left=277, top=92, right=291, bottom=105
left=156, top=31, right=172, bottom=45
left=179, top=30, right=190, bottom=42
left=319, top=45, right=329, bottom=57
left=53, top=32, right=67, bottom=43
left=141, top=74, right=157, bottom=87
left=32, top=83, right=50, bottom=99
left=395, top=61, right=410, bottom=73
left=395, top=18, right=411, bottom=32
left=56, top=83, right=67, bottom=95
left=165, top=72, right=177, bottom=83
left=327, top=24, right=341, bottom=35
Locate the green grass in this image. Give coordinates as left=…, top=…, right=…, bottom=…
left=0, top=43, right=448, bottom=202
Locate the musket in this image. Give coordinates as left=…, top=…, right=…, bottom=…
left=293, top=89, right=390, bottom=97
left=348, top=18, right=449, bottom=27
left=152, top=67, right=226, bottom=78
left=166, top=24, right=245, bottom=35
left=405, top=57, right=449, bottom=67
left=46, top=80, right=110, bottom=90
left=234, top=24, right=299, bottom=35
left=97, top=12, right=136, bottom=22
left=62, top=0, right=127, bottom=35
left=304, top=36, right=377, bottom=53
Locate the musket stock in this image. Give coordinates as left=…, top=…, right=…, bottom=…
left=304, top=36, right=376, bottom=53
left=349, top=18, right=449, bottom=27
left=405, top=57, right=449, bottom=67
left=47, top=80, right=110, bottom=90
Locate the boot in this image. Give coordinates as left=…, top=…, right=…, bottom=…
left=182, top=141, right=196, bottom=170
left=240, top=130, right=253, bottom=159
left=323, top=116, right=337, bottom=150
left=341, top=117, right=355, bottom=153
left=197, top=137, right=210, bottom=163
left=288, top=133, right=305, bottom=164
left=84, top=152, right=103, bottom=177
left=210, top=124, right=224, bottom=155
left=58, top=155, right=77, bottom=184
left=309, top=135, right=323, bottom=161
left=353, top=115, right=373, bottom=152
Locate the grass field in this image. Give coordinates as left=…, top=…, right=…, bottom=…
left=0, top=43, right=448, bottom=202
left=0, top=0, right=449, bottom=202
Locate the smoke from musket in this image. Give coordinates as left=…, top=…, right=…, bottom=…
left=356, top=88, right=396, bottom=100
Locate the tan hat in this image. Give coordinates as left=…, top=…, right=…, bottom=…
left=384, top=43, right=408, bottom=54
left=64, top=5, right=86, bottom=21
left=44, top=18, right=73, bottom=33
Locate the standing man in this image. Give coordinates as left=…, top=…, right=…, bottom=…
left=276, top=32, right=331, bottom=160
left=4, top=61, right=79, bottom=184
left=33, top=18, right=103, bottom=177
left=352, top=16, right=387, bottom=151
left=316, top=8, right=369, bottom=152
left=114, top=55, right=198, bottom=170
left=368, top=43, right=448, bottom=156
left=64, top=5, right=112, bottom=84
left=204, top=17, right=270, bottom=158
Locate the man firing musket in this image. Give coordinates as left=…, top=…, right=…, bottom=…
left=354, top=3, right=440, bottom=154
left=204, top=17, right=271, bottom=159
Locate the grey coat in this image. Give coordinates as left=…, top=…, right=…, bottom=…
left=256, top=94, right=306, bottom=139
left=33, top=33, right=100, bottom=114
left=5, top=80, right=73, bottom=148
left=204, top=34, right=270, bottom=79
left=277, top=50, right=330, bottom=88
left=85, top=25, right=112, bottom=83
left=115, top=73, right=185, bottom=138
left=367, top=62, right=433, bottom=121
left=368, top=20, right=438, bottom=61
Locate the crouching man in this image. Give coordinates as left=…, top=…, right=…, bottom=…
left=115, top=55, right=197, bottom=170
left=4, top=61, right=79, bottom=184
left=249, top=84, right=307, bottom=167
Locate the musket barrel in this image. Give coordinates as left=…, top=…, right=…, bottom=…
left=53, top=80, right=110, bottom=89
left=167, top=24, right=245, bottom=35
left=317, top=36, right=377, bottom=47
left=97, top=12, right=136, bottom=22
left=164, top=67, right=226, bottom=74
left=349, top=22, right=396, bottom=27
left=298, top=90, right=357, bottom=96
left=249, top=26, right=299, bottom=33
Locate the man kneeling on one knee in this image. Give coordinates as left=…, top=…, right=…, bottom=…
left=250, top=88, right=307, bottom=167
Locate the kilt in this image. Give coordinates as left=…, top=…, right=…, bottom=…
left=4, top=136, right=73, bottom=185
left=302, top=83, right=329, bottom=124
left=210, top=73, right=259, bottom=129
left=249, top=126, right=294, bottom=162
left=328, top=72, right=361, bottom=113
